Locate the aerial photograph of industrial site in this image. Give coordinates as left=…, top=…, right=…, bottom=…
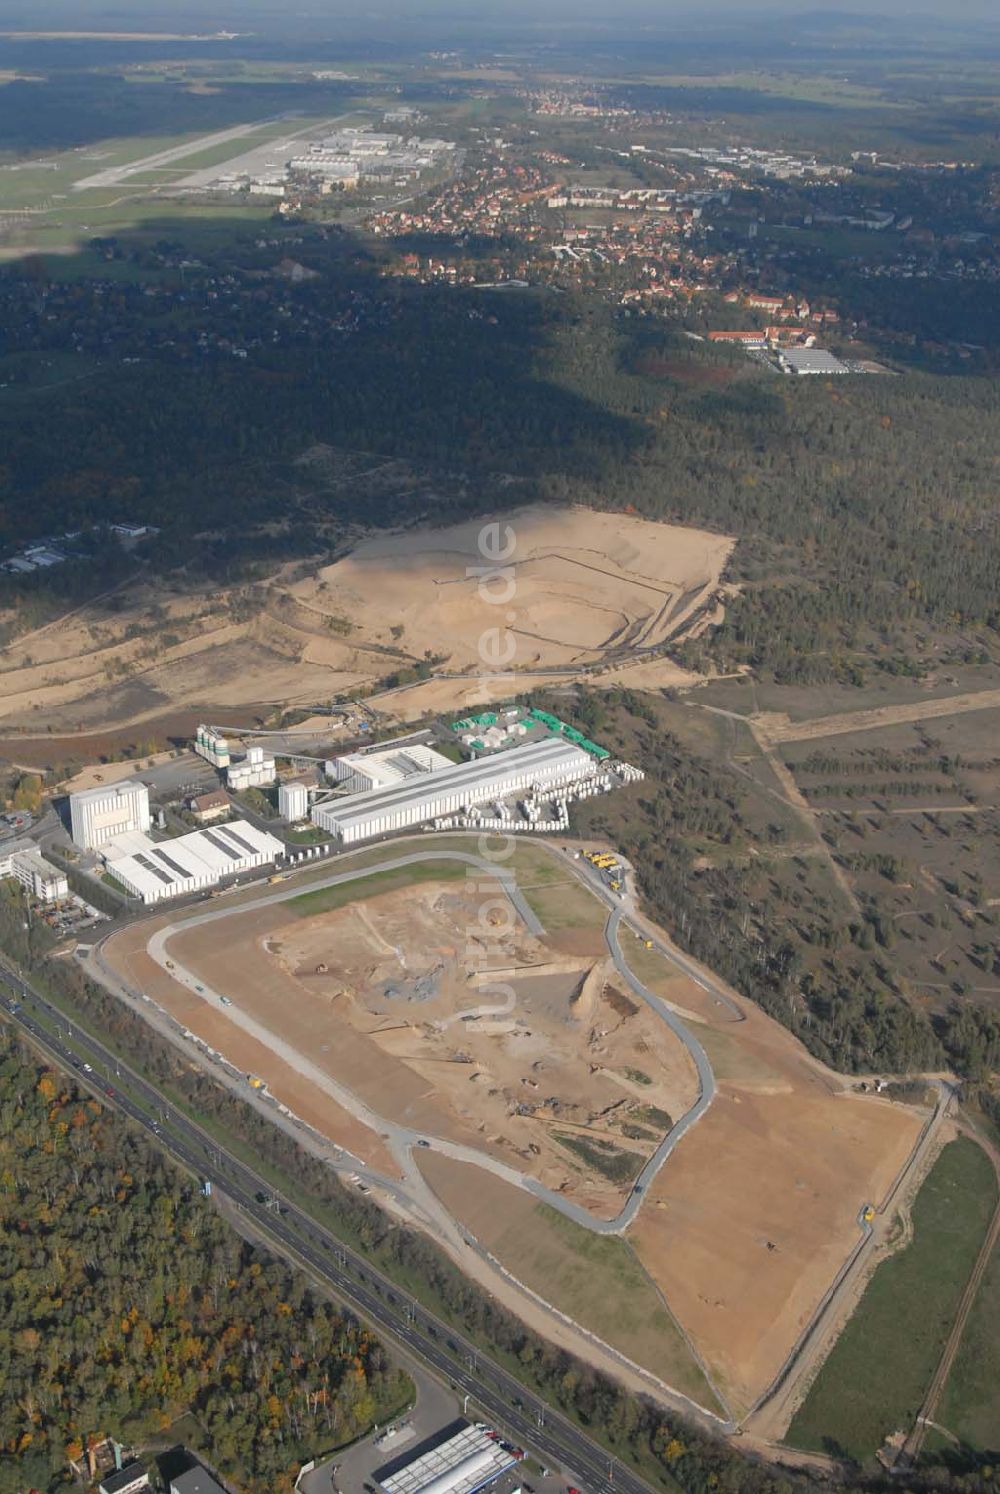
left=0, top=3, right=998, bottom=1494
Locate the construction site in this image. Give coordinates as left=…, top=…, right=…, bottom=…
left=95, top=838, right=930, bottom=1423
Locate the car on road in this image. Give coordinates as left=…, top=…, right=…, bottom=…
left=82, top=1063, right=93, bottom=1073
left=220, top=995, right=232, bottom=1006
left=105, top=1087, right=114, bottom=1097
left=416, top=1138, right=431, bottom=1148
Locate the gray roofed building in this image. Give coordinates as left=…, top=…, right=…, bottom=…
left=169, top=1468, right=228, bottom=1494
left=98, top=1464, right=149, bottom=1494
left=779, top=347, right=849, bottom=375
left=311, top=736, right=594, bottom=844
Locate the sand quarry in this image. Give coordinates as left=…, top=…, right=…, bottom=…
left=0, top=506, right=732, bottom=735
left=103, top=858, right=925, bottom=1415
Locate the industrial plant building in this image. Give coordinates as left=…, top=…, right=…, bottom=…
left=226, top=745, right=276, bottom=792
left=779, top=347, right=849, bottom=375
left=194, top=725, right=231, bottom=771
left=69, top=780, right=151, bottom=850
left=326, top=743, right=453, bottom=795
left=312, top=737, right=595, bottom=845
left=104, top=820, right=283, bottom=904
left=376, top=1422, right=518, bottom=1494
left=278, top=780, right=310, bottom=821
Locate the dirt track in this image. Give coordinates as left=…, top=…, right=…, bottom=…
left=757, top=689, right=1000, bottom=745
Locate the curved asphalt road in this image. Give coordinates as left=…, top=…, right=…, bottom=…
left=133, top=849, right=717, bottom=1238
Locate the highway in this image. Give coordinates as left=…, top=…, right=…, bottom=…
left=0, top=957, right=664, bottom=1494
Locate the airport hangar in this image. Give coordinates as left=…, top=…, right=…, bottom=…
left=311, top=736, right=595, bottom=845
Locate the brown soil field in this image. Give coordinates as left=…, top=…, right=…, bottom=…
left=0, top=507, right=731, bottom=740
left=629, top=996, right=922, bottom=1417
left=294, top=504, right=733, bottom=673
left=104, top=914, right=400, bottom=1177
left=105, top=872, right=698, bottom=1215
left=99, top=847, right=929, bottom=1412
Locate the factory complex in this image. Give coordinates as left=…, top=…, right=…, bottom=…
left=311, top=735, right=621, bottom=845
left=102, top=820, right=283, bottom=904
left=25, top=706, right=640, bottom=908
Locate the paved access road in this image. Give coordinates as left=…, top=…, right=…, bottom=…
left=0, top=960, right=661, bottom=1494
left=134, top=848, right=715, bottom=1238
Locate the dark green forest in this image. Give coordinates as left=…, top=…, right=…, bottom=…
left=1, top=247, right=997, bottom=683
left=0, top=1030, right=409, bottom=1494
left=550, top=687, right=1000, bottom=1078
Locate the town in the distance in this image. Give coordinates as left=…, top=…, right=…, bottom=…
left=0, top=5, right=998, bottom=1494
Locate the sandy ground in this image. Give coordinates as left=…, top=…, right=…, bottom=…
left=100, top=848, right=927, bottom=1416
left=104, top=915, right=401, bottom=1178
left=293, top=505, right=733, bottom=674
left=0, top=507, right=731, bottom=737
left=757, top=689, right=1000, bottom=745
left=104, top=875, right=699, bottom=1215
left=180, top=881, right=696, bottom=1212
left=628, top=988, right=922, bottom=1417
left=0, top=507, right=730, bottom=737
left=60, top=751, right=177, bottom=793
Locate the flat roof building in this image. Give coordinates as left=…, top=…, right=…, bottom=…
left=780, top=348, right=849, bottom=375
left=169, top=1470, right=227, bottom=1494
left=377, top=1423, right=517, bottom=1494
left=105, top=820, right=282, bottom=904
left=0, top=841, right=69, bottom=902
left=99, top=1464, right=149, bottom=1494
left=327, top=743, right=453, bottom=796
left=313, top=737, right=594, bottom=845
left=70, top=780, right=150, bottom=850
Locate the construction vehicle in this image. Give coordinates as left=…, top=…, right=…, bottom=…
left=862, top=1204, right=875, bottom=1223
left=268, top=873, right=287, bottom=884
left=247, top=1074, right=266, bottom=1090
left=610, top=880, right=621, bottom=892
left=644, top=940, right=654, bottom=949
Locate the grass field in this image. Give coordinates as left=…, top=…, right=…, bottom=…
left=287, top=860, right=467, bottom=916
left=934, top=1205, right=1000, bottom=1452
left=786, top=1138, right=998, bottom=1463
left=519, top=876, right=606, bottom=931
left=417, top=1151, right=721, bottom=1412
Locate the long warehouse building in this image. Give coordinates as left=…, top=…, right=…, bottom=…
left=105, top=820, right=283, bottom=904
left=312, top=736, right=594, bottom=845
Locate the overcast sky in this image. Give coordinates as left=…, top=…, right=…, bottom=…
left=0, top=0, right=996, bottom=29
